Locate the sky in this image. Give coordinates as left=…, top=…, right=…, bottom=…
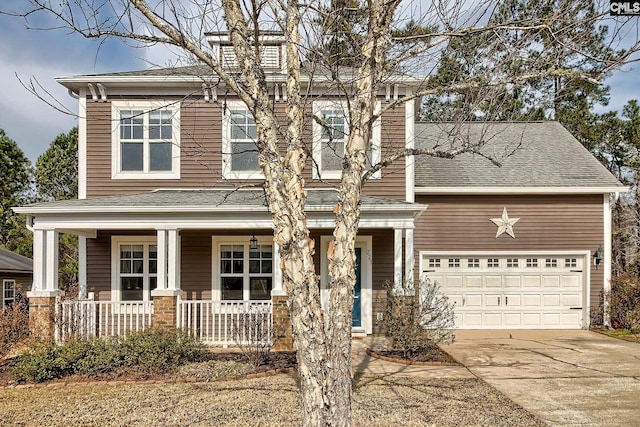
left=0, top=6, right=639, bottom=163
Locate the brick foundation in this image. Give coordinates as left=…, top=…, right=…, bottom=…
left=28, top=296, right=57, bottom=339
left=271, top=295, right=294, bottom=350
left=152, top=295, right=179, bottom=330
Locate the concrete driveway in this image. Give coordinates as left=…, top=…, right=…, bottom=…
left=443, top=330, right=640, bottom=426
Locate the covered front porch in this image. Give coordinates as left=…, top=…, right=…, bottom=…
left=15, top=189, right=425, bottom=347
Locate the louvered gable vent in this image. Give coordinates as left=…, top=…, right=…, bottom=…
left=220, top=45, right=281, bottom=70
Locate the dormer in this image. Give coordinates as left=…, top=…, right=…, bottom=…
left=206, top=31, right=286, bottom=73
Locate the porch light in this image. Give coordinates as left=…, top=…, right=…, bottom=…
left=593, top=245, right=602, bottom=269
left=250, top=233, right=259, bottom=250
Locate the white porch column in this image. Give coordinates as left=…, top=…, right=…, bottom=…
left=167, top=229, right=180, bottom=291
left=152, top=228, right=181, bottom=299
left=28, top=228, right=60, bottom=297
left=156, top=229, right=167, bottom=291
left=271, top=241, right=286, bottom=296
left=404, top=228, right=414, bottom=285
left=394, top=228, right=403, bottom=290
left=44, top=230, right=59, bottom=292
left=31, top=229, right=45, bottom=292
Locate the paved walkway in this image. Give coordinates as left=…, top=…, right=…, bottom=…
left=443, top=330, right=640, bottom=427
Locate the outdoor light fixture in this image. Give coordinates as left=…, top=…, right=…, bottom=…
left=249, top=233, right=259, bottom=250
left=593, top=245, right=602, bottom=269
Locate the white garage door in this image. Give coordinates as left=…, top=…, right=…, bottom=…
left=421, top=254, right=585, bottom=329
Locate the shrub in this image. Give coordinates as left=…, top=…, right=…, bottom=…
left=383, top=278, right=455, bottom=358
left=608, top=274, right=640, bottom=330
left=10, top=328, right=207, bottom=383
left=0, top=289, right=30, bottom=358
left=232, top=305, right=273, bottom=368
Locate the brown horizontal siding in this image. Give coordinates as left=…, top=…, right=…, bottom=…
left=180, top=231, right=213, bottom=300
left=414, top=194, right=605, bottom=311
left=86, top=96, right=407, bottom=199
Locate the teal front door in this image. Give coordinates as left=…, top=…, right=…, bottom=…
left=352, top=248, right=362, bottom=328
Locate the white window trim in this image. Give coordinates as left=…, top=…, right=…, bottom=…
left=312, top=100, right=381, bottom=180
left=221, top=101, right=264, bottom=180
left=2, top=279, right=15, bottom=309
left=212, top=236, right=274, bottom=300
left=111, top=101, right=181, bottom=180
left=319, top=236, right=373, bottom=335
left=111, top=236, right=158, bottom=302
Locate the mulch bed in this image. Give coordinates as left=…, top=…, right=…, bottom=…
left=368, top=341, right=459, bottom=366
left=0, top=351, right=298, bottom=387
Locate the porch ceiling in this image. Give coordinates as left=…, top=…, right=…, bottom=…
left=15, top=189, right=426, bottom=231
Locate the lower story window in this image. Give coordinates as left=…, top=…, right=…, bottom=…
left=113, top=238, right=157, bottom=301
left=218, top=241, right=273, bottom=300
left=2, top=280, right=15, bottom=309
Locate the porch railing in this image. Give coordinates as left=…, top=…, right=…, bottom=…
left=56, top=299, right=154, bottom=342
left=178, top=300, right=272, bottom=346
left=55, top=298, right=272, bottom=346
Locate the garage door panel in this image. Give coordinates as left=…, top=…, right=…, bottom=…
left=504, top=312, right=522, bottom=326
left=484, top=294, right=502, bottom=307
left=542, top=276, right=560, bottom=287
left=543, top=294, right=561, bottom=306
left=504, top=276, right=522, bottom=288
left=562, top=293, right=581, bottom=307
left=485, top=276, right=502, bottom=288
left=504, top=294, right=521, bottom=307
left=466, top=276, right=482, bottom=287
left=561, top=276, right=580, bottom=288
left=523, top=276, right=542, bottom=288
left=542, top=313, right=561, bottom=325
left=484, top=313, right=502, bottom=326
left=445, top=276, right=463, bottom=288
left=523, top=313, right=541, bottom=326
left=523, top=294, right=541, bottom=307
left=462, top=313, right=482, bottom=326
left=465, top=294, right=482, bottom=307
left=423, top=253, right=584, bottom=329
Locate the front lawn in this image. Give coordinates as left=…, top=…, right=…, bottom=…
left=0, top=374, right=545, bottom=426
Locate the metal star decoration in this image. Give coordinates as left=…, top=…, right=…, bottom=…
left=490, top=207, right=520, bottom=238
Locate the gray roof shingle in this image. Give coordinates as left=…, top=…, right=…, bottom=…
left=18, top=189, right=422, bottom=213
left=0, top=249, right=32, bottom=274
left=414, top=122, right=624, bottom=189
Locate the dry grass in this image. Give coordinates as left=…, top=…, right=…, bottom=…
left=0, top=374, right=545, bottom=426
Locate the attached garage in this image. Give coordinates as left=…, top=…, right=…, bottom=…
left=420, top=253, right=589, bottom=329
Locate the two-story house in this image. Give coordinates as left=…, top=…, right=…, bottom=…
left=16, top=33, right=625, bottom=344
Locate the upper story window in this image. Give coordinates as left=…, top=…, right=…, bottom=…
left=222, top=101, right=263, bottom=179
left=111, top=101, right=180, bottom=180
left=312, top=100, right=381, bottom=180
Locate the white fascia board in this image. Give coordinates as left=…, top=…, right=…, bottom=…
left=414, top=186, right=630, bottom=195
left=15, top=203, right=425, bottom=216
left=30, top=210, right=418, bottom=231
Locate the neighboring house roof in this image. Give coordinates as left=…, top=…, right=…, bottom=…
left=414, top=121, right=626, bottom=194
left=0, top=248, right=32, bottom=274
left=16, top=189, right=425, bottom=215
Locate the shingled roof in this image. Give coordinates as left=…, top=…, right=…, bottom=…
left=16, top=189, right=423, bottom=214
left=0, top=248, right=32, bottom=274
left=414, top=122, right=625, bottom=191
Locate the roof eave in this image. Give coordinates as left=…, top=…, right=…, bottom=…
left=414, top=186, right=629, bottom=195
